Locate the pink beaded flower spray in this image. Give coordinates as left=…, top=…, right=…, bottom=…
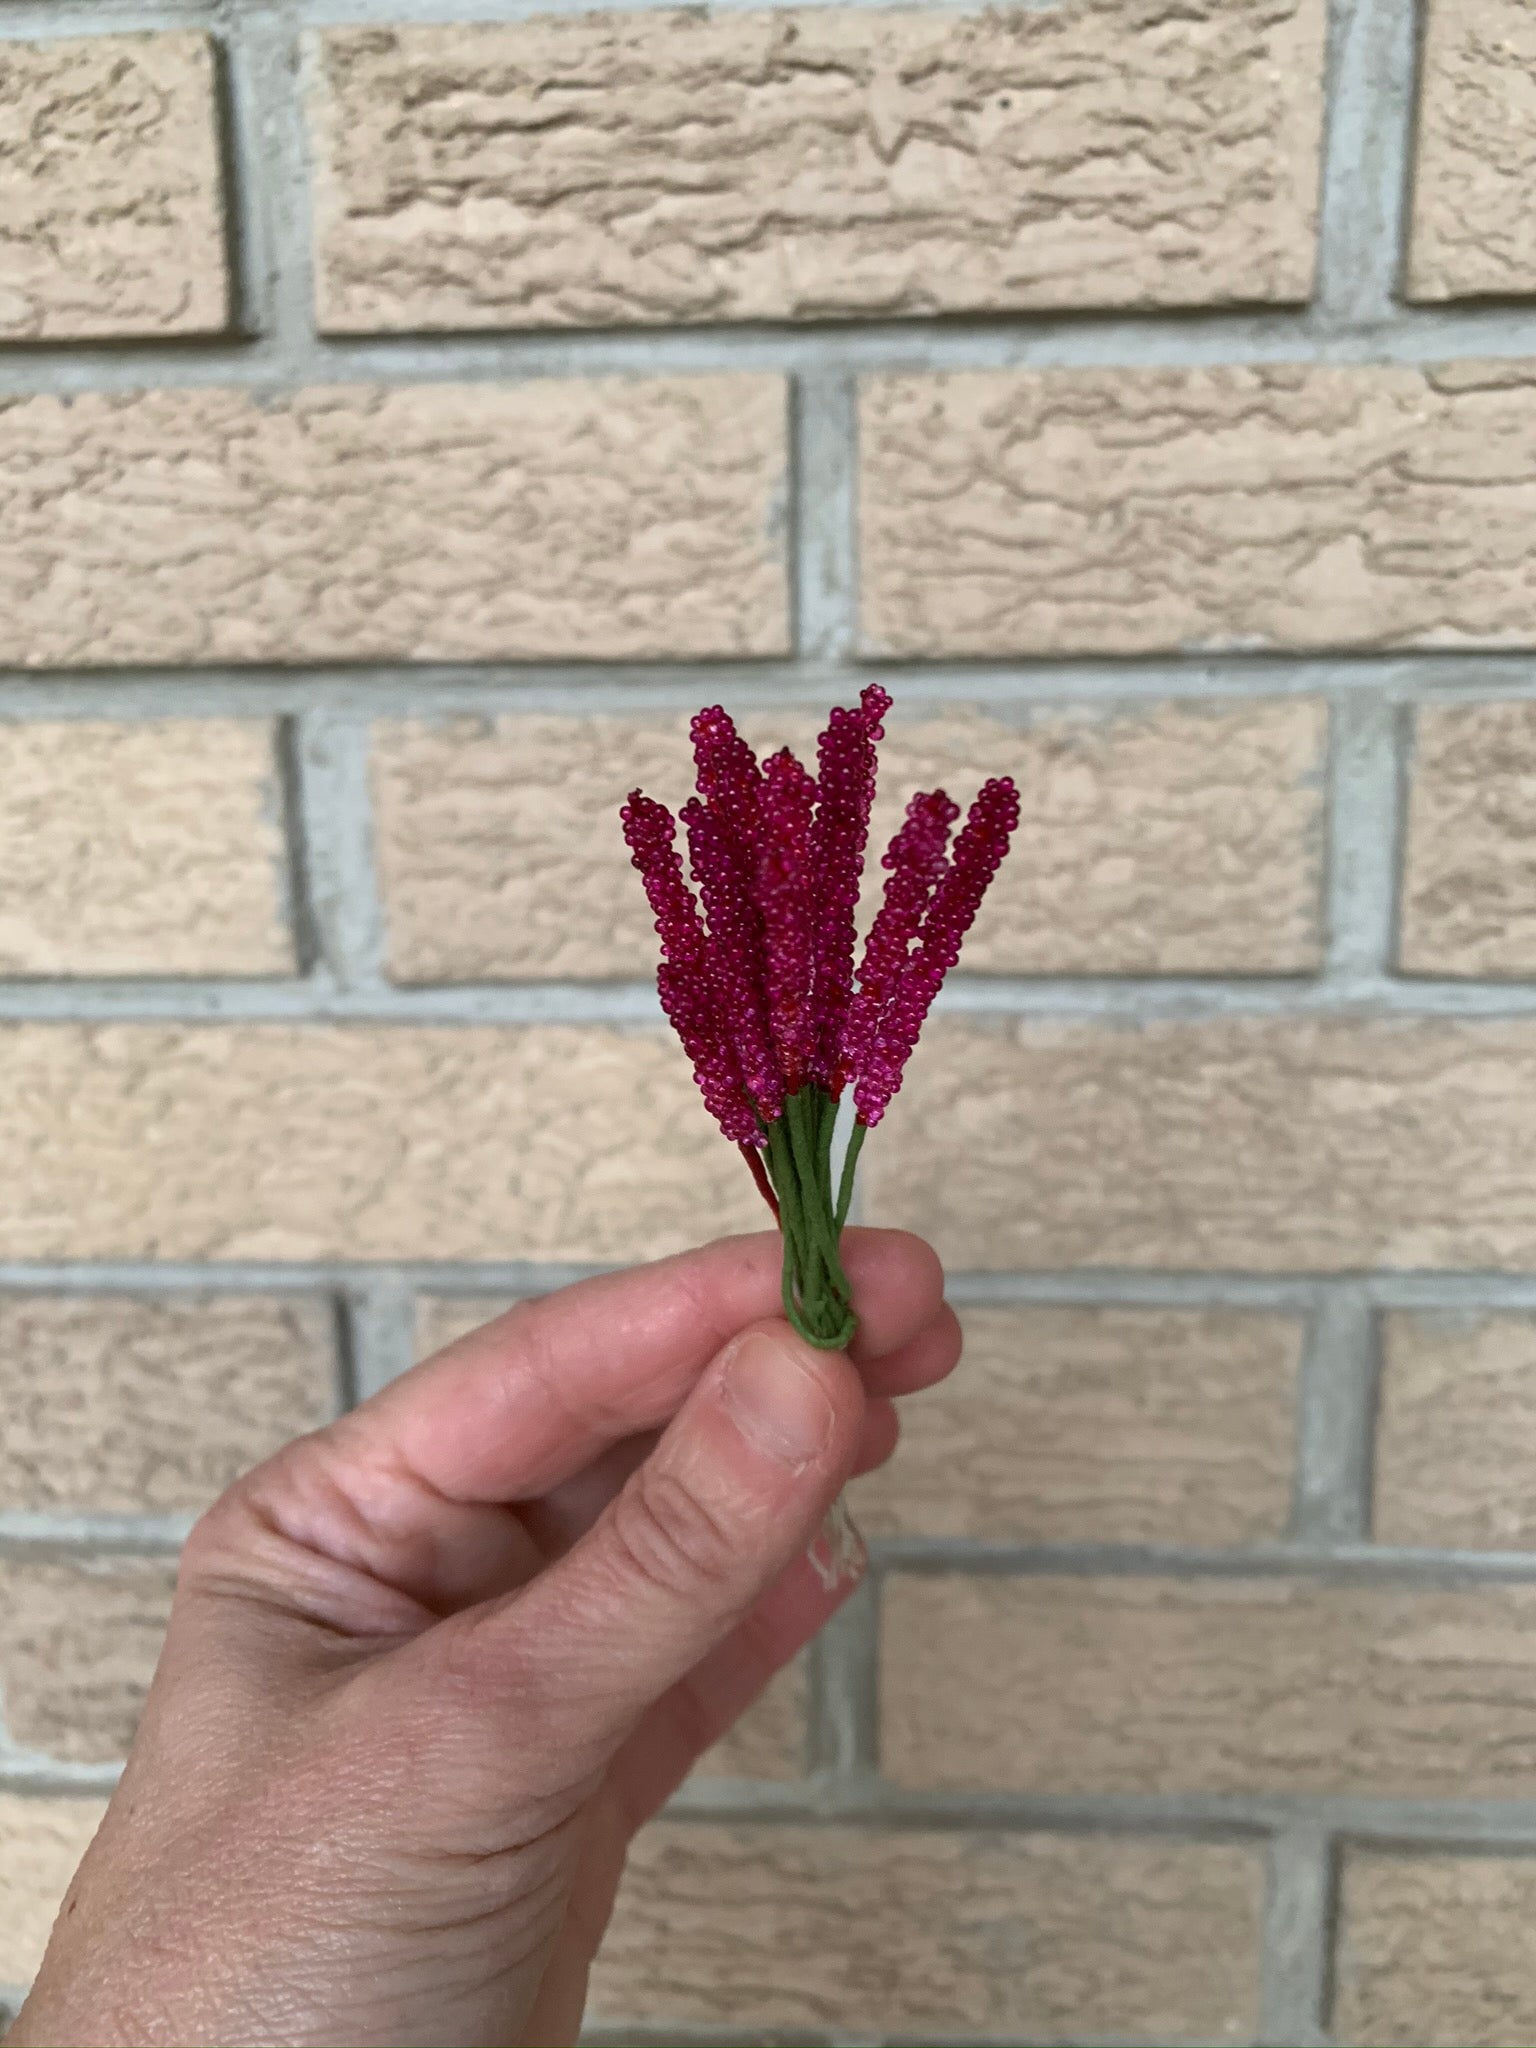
left=623, top=689, right=1018, bottom=1349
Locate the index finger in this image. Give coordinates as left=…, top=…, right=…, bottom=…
left=356, top=1226, right=944, bottom=1506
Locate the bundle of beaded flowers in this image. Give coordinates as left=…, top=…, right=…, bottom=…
left=623, top=687, right=1017, bottom=1349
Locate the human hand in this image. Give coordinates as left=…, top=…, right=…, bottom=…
left=11, top=1229, right=958, bottom=2048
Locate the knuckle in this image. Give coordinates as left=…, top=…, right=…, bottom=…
left=433, top=1602, right=549, bottom=1720
left=178, top=1489, right=248, bottom=1583
left=605, top=1469, right=741, bottom=1601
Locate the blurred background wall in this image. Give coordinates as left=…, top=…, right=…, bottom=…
left=6, top=0, right=1536, bottom=2041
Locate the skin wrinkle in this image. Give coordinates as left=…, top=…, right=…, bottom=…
left=190, top=1488, right=438, bottom=1645
left=460, top=1301, right=677, bottom=1488
left=326, top=1421, right=539, bottom=1615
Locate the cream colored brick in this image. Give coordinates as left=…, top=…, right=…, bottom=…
left=1373, top=1312, right=1536, bottom=1550
left=0, top=721, right=291, bottom=976
left=1336, top=1851, right=1536, bottom=2047
left=591, top=1824, right=1260, bottom=2039
left=861, top=362, right=1536, bottom=656
left=870, top=699, right=1326, bottom=973
left=0, top=1795, right=107, bottom=1985
left=311, top=1, right=1324, bottom=334
left=1400, top=701, right=1536, bottom=975
left=0, top=1558, right=174, bottom=1764
left=867, top=1015, right=1536, bottom=1272
left=375, top=700, right=1325, bottom=982
left=0, top=380, right=786, bottom=669
left=0, top=1025, right=758, bottom=1263
left=0, top=1296, right=334, bottom=1516
left=883, top=1575, right=1536, bottom=1795
left=1409, top=0, right=1536, bottom=302
left=415, top=1293, right=804, bottom=1778
left=374, top=715, right=692, bottom=983
left=852, top=1307, right=1300, bottom=1543
left=0, top=35, right=226, bottom=340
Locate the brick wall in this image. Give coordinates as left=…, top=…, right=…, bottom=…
left=5, top=1, right=1536, bottom=2042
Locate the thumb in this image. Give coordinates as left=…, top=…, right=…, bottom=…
left=443, top=1318, right=864, bottom=1773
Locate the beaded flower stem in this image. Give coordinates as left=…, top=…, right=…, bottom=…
left=623, top=692, right=1019, bottom=1357
left=761, top=1085, right=856, bottom=1349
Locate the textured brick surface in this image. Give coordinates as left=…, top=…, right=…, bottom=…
left=869, top=699, right=1326, bottom=973
left=0, top=1025, right=758, bottom=1262
left=311, top=1, right=1324, bottom=334
left=0, top=1296, right=335, bottom=1516
left=852, top=1307, right=1300, bottom=1543
left=0, top=34, right=226, bottom=340
left=9, top=2, right=1536, bottom=2028
left=867, top=1015, right=1536, bottom=1272
left=374, top=699, right=1325, bottom=982
left=1336, top=1852, right=1536, bottom=2047
left=590, top=1824, right=1261, bottom=2039
left=373, top=713, right=690, bottom=983
left=0, top=721, right=291, bottom=976
left=1401, top=701, right=1536, bottom=975
left=1373, top=1312, right=1536, bottom=1550
left=0, top=1796, right=107, bottom=1985
left=883, top=1575, right=1536, bottom=1796
left=0, top=380, right=787, bottom=669
left=0, top=1558, right=175, bottom=1764
left=1409, top=0, right=1536, bottom=302
left=860, top=362, right=1536, bottom=656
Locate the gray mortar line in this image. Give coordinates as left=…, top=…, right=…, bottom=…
left=791, top=372, right=859, bottom=664
left=218, top=1, right=313, bottom=363
left=287, top=709, right=389, bottom=990
left=1312, top=0, right=1419, bottom=330
left=341, top=1276, right=419, bottom=1399
left=20, top=971, right=1536, bottom=1023
left=809, top=1575, right=880, bottom=1781
left=867, top=1538, right=1536, bottom=1584
left=1325, top=694, right=1405, bottom=980
left=1291, top=1285, right=1379, bottom=1546
left=19, top=301, right=1536, bottom=395
left=2, top=1262, right=1536, bottom=1317
left=661, top=1781, right=1536, bottom=1846
left=0, top=655, right=1531, bottom=720
left=1258, top=1825, right=1335, bottom=2048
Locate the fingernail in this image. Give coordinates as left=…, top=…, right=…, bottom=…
left=807, top=1492, right=867, bottom=1592
left=720, top=1330, right=836, bottom=1472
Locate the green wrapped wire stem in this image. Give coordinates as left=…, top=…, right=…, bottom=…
left=760, top=1087, right=867, bottom=1349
